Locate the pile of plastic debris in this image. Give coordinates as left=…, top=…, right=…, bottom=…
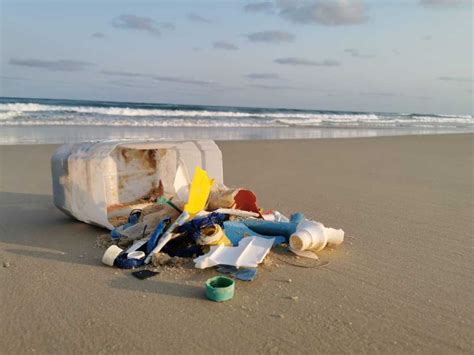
left=100, top=166, right=345, bottom=299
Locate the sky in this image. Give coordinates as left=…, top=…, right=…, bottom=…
left=0, top=0, right=472, bottom=114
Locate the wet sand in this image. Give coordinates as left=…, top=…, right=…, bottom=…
left=0, top=134, right=472, bottom=354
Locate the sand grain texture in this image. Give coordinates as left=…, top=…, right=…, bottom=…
left=0, top=134, right=472, bottom=354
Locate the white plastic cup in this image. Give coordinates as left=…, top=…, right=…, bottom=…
left=102, top=245, right=123, bottom=266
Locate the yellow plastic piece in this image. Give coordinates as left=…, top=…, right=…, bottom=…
left=184, top=166, right=214, bottom=216
left=199, top=225, right=232, bottom=247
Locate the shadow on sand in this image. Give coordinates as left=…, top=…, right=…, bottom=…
left=0, top=192, right=106, bottom=266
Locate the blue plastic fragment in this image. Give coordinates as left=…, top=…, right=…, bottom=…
left=128, top=211, right=141, bottom=225
left=240, top=213, right=306, bottom=240
left=216, top=265, right=258, bottom=281
left=216, top=265, right=236, bottom=274
left=234, top=268, right=257, bottom=281
left=240, top=220, right=297, bottom=238
left=111, top=210, right=142, bottom=239
left=290, top=212, right=305, bottom=225
left=111, top=225, right=127, bottom=239
left=163, top=244, right=203, bottom=258
left=271, top=236, right=287, bottom=245
left=146, top=218, right=171, bottom=254
left=114, top=253, right=144, bottom=269
left=176, top=212, right=228, bottom=240
left=223, top=221, right=286, bottom=246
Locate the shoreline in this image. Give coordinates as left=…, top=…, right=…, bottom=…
left=0, top=125, right=472, bottom=145
left=1, top=134, right=472, bottom=353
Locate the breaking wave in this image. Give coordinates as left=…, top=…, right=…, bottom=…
left=0, top=99, right=472, bottom=129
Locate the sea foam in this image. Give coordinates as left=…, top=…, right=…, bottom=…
left=0, top=101, right=472, bottom=129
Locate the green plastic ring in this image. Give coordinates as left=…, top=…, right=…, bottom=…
left=205, top=276, right=235, bottom=302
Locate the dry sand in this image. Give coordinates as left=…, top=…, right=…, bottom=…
left=0, top=134, right=472, bottom=354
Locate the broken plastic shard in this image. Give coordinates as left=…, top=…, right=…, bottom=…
left=110, top=210, right=141, bottom=239
left=214, top=208, right=259, bottom=218
left=193, top=236, right=274, bottom=269
left=223, top=221, right=285, bottom=246
left=132, top=269, right=159, bottom=280
left=184, top=166, right=214, bottom=217
left=262, top=211, right=290, bottom=222
left=146, top=217, right=171, bottom=254
left=233, top=190, right=262, bottom=217
left=177, top=212, right=227, bottom=241
left=233, top=268, right=257, bottom=281
left=144, top=212, right=189, bottom=264
left=114, top=253, right=144, bottom=269
left=157, top=196, right=182, bottom=213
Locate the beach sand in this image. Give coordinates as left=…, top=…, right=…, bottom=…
left=0, top=134, right=472, bottom=354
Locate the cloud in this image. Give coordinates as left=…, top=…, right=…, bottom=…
left=419, top=0, right=467, bottom=6
left=422, top=35, right=433, bottom=40
left=101, top=70, right=215, bottom=86
left=159, top=22, right=175, bottom=30
left=275, top=57, right=341, bottom=66
left=248, top=83, right=300, bottom=90
left=112, top=14, right=161, bottom=34
left=244, top=2, right=275, bottom=13
left=438, top=76, right=473, bottom=82
left=9, top=58, right=94, bottom=71
left=101, top=70, right=148, bottom=78
left=91, top=32, right=106, bottom=38
left=245, top=72, right=281, bottom=80
left=344, top=48, right=375, bottom=58
left=187, top=13, right=212, bottom=23
left=152, top=76, right=213, bottom=85
left=107, top=80, right=153, bottom=89
left=275, top=0, right=369, bottom=26
left=0, top=75, right=25, bottom=81
left=359, top=91, right=398, bottom=97
left=246, top=30, right=295, bottom=43
left=213, top=41, right=239, bottom=50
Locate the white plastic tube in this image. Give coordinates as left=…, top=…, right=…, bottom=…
left=289, top=221, right=344, bottom=252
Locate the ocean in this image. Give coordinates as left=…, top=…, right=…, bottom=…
left=1, top=97, right=472, bottom=144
